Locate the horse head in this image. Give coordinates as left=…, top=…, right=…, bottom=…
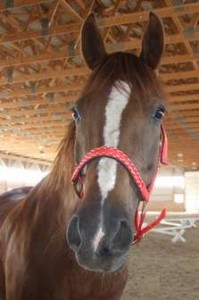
left=67, top=12, right=166, bottom=273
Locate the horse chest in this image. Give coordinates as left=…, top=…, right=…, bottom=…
left=62, top=264, right=128, bottom=300
left=6, top=247, right=126, bottom=300
left=19, top=266, right=127, bottom=300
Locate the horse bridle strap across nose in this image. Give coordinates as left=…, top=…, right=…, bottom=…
left=71, top=125, right=168, bottom=243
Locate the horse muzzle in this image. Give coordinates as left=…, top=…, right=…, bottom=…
left=67, top=212, right=133, bottom=273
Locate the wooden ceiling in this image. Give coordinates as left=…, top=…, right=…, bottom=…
left=0, top=0, right=198, bottom=170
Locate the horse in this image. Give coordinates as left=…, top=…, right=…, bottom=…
left=0, top=12, right=167, bottom=300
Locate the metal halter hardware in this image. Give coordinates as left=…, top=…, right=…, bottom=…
left=71, top=124, right=168, bottom=243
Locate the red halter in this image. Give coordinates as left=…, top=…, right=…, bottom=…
left=71, top=125, right=168, bottom=243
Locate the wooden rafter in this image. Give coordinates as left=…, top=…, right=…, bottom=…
left=0, top=0, right=198, bottom=169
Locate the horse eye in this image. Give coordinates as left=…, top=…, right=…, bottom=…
left=72, top=107, right=81, bottom=122
left=153, top=106, right=165, bottom=122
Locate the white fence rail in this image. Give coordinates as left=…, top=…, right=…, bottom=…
left=148, top=213, right=199, bottom=242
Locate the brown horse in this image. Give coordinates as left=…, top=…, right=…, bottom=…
left=0, top=12, right=167, bottom=300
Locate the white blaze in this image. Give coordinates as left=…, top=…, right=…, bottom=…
left=93, top=227, right=105, bottom=252
left=92, top=81, right=131, bottom=251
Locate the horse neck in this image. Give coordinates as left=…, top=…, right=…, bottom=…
left=27, top=122, right=78, bottom=223
left=44, top=166, right=77, bottom=216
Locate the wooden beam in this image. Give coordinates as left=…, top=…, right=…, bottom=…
left=0, top=105, right=71, bottom=118
left=0, top=22, right=80, bottom=45
left=0, top=114, right=70, bottom=125
left=1, top=2, right=199, bottom=45
left=165, top=0, right=198, bottom=70
left=0, top=4, right=199, bottom=69
left=3, top=80, right=199, bottom=100
left=0, top=90, right=198, bottom=112
left=7, top=121, right=67, bottom=130
left=2, top=81, right=84, bottom=99
left=170, top=102, right=199, bottom=110
left=0, top=0, right=51, bottom=11
left=162, top=54, right=199, bottom=65
left=1, top=35, right=199, bottom=69
left=0, top=94, right=76, bottom=109
left=97, top=3, right=199, bottom=28
left=1, top=42, right=199, bottom=68
left=167, top=116, right=199, bottom=123
left=169, top=94, right=199, bottom=103
left=1, top=65, right=199, bottom=87
left=168, top=110, right=199, bottom=118
left=162, top=70, right=199, bottom=82
left=59, top=0, right=83, bottom=22
left=167, top=123, right=199, bottom=130
left=167, top=83, right=199, bottom=93
left=0, top=67, right=89, bottom=86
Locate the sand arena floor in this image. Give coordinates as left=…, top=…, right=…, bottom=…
left=122, top=223, right=199, bottom=300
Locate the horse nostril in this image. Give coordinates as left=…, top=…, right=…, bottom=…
left=95, top=220, right=132, bottom=258
left=67, top=216, right=81, bottom=251
left=111, top=220, right=133, bottom=253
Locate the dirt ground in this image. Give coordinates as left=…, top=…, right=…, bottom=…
left=122, top=222, right=199, bottom=300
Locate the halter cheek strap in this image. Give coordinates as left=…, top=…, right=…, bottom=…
left=71, top=124, right=168, bottom=244
left=160, top=123, right=168, bottom=165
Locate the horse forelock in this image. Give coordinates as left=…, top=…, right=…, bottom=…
left=82, top=52, right=166, bottom=103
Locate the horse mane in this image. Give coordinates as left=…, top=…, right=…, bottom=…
left=44, top=121, right=76, bottom=192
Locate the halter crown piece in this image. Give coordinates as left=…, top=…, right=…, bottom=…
left=71, top=125, right=168, bottom=244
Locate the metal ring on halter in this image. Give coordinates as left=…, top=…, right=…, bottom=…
left=73, top=175, right=84, bottom=199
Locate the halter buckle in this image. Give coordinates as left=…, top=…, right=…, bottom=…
left=73, top=175, right=84, bottom=199
left=160, top=124, right=168, bottom=165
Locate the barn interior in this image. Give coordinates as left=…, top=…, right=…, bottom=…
left=0, top=1, right=199, bottom=300
left=0, top=0, right=198, bottom=213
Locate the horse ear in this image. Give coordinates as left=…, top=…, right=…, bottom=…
left=81, top=14, right=106, bottom=70
left=140, top=12, right=164, bottom=70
